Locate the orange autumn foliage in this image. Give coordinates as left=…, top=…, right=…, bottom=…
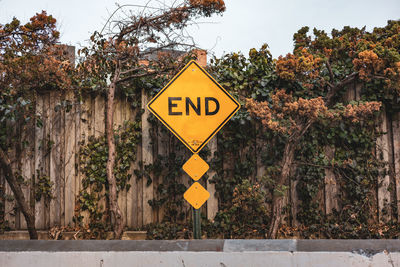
left=1, top=11, right=74, bottom=94
left=276, top=48, right=322, bottom=88
left=353, top=50, right=385, bottom=81
left=189, top=0, right=226, bottom=13
left=246, top=90, right=329, bottom=134
left=246, top=90, right=381, bottom=134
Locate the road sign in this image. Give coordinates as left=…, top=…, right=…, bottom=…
left=184, top=182, right=210, bottom=209
left=182, top=154, right=209, bottom=181
left=147, top=60, right=240, bottom=153
left=147, top=60, right=240, bottom=237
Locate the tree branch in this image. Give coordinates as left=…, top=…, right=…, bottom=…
left=326, top=60, right=335, bottom=84
left=116, top=66, right=176, bottom=84
left=325, top=72, right=358, bottom=106
left=119, top=66, right=146, bottom=76
left=0, top=148, right=37, bottom=239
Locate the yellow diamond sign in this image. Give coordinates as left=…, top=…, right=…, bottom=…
left=183, top=182, right=210, bottom=209
left=182, top=154, right=209, bottom=181
left=147, top=60, right=240, bottom=153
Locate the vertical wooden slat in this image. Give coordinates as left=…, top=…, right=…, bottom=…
left=14, top=121, right=21, bottom=229
left=64, top=91, right=76, bottom=226
left=206, top=136, right=218, bottom=220
left=152, top=121, right=159, bottom=223
left=5, top=116, right=19, bottom=229
left=392, top=111, right=400, bottom=222
left=49, top=91, right=61, bottom=227
left=74, top=93, right=81, bottom=226
left=387, top=113, right=396, bottom=221
left=121, top=99, right=128, bottom=225
left=114, top=97, right=123, bottom=225
left=114, top=98, right=127, bottom=226
left=60, top=92, right=65, bottom=228
left=43, top=93, right=51, bottom=229
left=34, top=94, right=45, bottom=229
left=4, top=179, right=15, bottom=229
left=345, top=83, right=355, bottom=102
left=20, top=114, right=35, bottom=229
left=256, top=135, right=266, bottom=179
left=49, top=91, right=55, bottom=227
left=135, top=108, right=143, bottom=228
left=324, top=146, right=339, bottom=213
left=79, top=94, right=92, bottom=226
left=156, top=125, right=168, bottom=223
left=355, top=82, right=362, bottom=101
left=289, top=165, right=299, bottom=227
left=0, top=168, right=4, bottom=230
left=141, top=89, right=154, bottom=225
left=112, top=96, right=121, bottom=129
left=94, top=95, right=106, bottom=221
left=135, top=138, right=143, bottom=228
left=126, top=102, right=137, bottom=228
left=94, top=95, right=105, bottom=138
left=135, top=91, right=144, bottom=227
left=377, top=110, right=391, bottom=222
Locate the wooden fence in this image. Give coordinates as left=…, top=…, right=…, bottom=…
left=1, top=84, right=400, bottom=231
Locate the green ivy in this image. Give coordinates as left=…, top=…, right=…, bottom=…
left=34, top=171, right=53, bottom=202
left=76, top=120, right=141, bottom=237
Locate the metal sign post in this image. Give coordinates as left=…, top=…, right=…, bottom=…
left=147, top=60, right=240, bottom=239
left=193, top=208, right=201, bottom=239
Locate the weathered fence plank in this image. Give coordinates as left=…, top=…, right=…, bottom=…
left=94, top=95, right=106, bottom=224
left=60, top=93, right=66, bottom=228
left=79, top=94, right=92, bottom=226
left=114, top=99, right=127, bottom=226
left=289, top=164, right=299, bottom=227
left=155, top=123, right=166, bottom=223
left=34, top=94, right=45, bottom=229
left=73, top=94, right=81, bottom=226
left=392, top=111, right=400, bottom=222
left=126, top=102, right=137, bottom=228
left=141, top=90, right=153, bottom=226
left=121, top=100, right=128, bottom=225
left=14, top=121, right=21, bottom=229
left=0, top=169, right=4, bottom=230
left=20, top=118, right=35, bottom=229
left=206, top=136, right=218, bottom=220
left=4, top=177, right=14, bottom=230
left=134, top=131, right=143, bottom=228
left=377, top=110, right=391, bottom=222
left=50, top=91, right=62, bottom=227
left=64, top=91, right=76, bottom=226
left=324, top=146, right=338, bottom=214
left=43, top=93, right=51, bottom=229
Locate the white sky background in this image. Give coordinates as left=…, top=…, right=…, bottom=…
left=0, top=0, right=399, bottom=59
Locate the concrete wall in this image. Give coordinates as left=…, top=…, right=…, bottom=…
left=1, top=240, right=400, bottom=267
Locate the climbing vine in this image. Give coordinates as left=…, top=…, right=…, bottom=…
left=75, top=119, right=141, bottom=238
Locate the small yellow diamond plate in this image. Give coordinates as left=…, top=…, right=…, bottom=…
left=183, top=182, right=210, bottom=209
left=182, top=154, right=209, bottom=181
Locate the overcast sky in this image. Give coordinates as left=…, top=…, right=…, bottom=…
left=0, top=0, right=399, bottom=58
